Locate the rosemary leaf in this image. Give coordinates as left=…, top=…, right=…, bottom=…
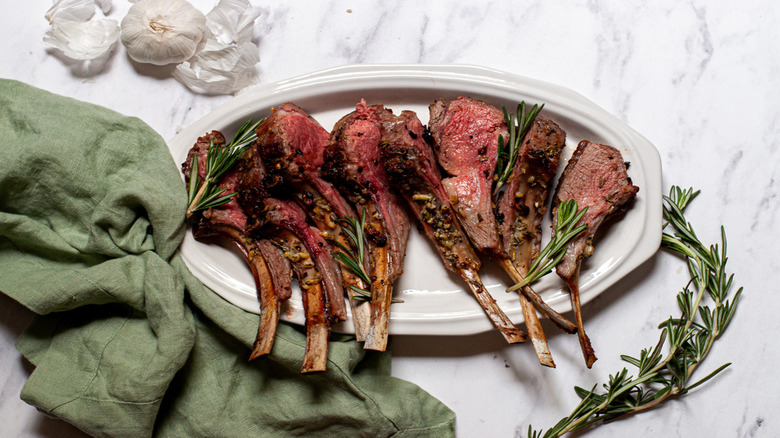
left=349, top=285, right=372, bottom=301
left=187, top=154, right=201, bottom=206
left=493, top=101, right=545, bottom=198
left=684, top=362, right=732, bottom=392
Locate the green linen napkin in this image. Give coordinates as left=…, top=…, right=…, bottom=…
left=0, top=79, right=455, bottom=438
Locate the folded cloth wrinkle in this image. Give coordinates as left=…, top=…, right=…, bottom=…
left=0, top=79, right=455, bottom=438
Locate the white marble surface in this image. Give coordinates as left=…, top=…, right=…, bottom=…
left=1, top=1, right=778, bottom=437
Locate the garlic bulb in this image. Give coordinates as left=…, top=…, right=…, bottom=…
left=173, top=0, right=261, bottom=95
left=44, top=0, right=119, bottom=61
left=120, top=0, right=207, bottom=66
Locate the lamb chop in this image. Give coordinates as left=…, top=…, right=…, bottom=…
left=182, top=131, right=290, bottom=362
left=428, top=97, right=568, bottom=364
left=552, top=140, right=639, bottom=368
left=495, top=115, right=578, bottom=335
left=427, top=97, right=504, bottom=252
left=253, top=102, right=371, bottom=341
left=321, top=100, right=410, bottom=351
left=379, top=109, right=526, bottom=344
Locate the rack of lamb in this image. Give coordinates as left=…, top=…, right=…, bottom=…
left=180, top=98, right=641, bottom=372
left=183, top=130, right=347, bottom=373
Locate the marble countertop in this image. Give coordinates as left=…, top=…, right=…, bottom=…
left=1, top=1, right=777, bottom=436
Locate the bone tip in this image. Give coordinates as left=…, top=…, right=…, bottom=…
left=300, top=365, right=327, bottom=374
left=505, top=329, right=528, bottom=344
left=363, top=335, right=389, bottom=351
left=248, top=346, right=270, bottom=362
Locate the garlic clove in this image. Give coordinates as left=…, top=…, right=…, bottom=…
left=120, top=0, right=207, bottom=66
left=173, top=0, right=261, bottom=95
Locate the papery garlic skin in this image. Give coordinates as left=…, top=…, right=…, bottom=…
left=94, top=0, right=112, bottom=14
left=44, top=0, right=119, bottom=61
left=120, top=0, right=207, bottom=66
left=46, top=0, right=96, bottom=24
left=45, top=17, right=120, bottom=61
left=174, top=42, right=260, bottom=95
left=173, top=0, right=261, bottom=95
left=206, top=0, right=258, bottom=46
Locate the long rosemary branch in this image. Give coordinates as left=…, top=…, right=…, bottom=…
left=527, top=186, right=742, bottom=437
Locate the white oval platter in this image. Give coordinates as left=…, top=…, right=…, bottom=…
left=167, top=64, right=663, bottom=336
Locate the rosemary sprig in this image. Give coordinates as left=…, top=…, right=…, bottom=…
left=333, top=208, right=403, bottom=303
left=493, top=101, right=545, bottom=199
left=186, top=119, right=262, bottom=219
left=527, top=186, right=742, bottom=438
left=333, top=208, right=373, bottom=301
left=507, top=199, right=587, bottom=292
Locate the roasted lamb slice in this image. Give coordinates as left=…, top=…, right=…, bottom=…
left=428, top=97, right=561, bottom=364
left=380, top=110, right=526, bottom=344
left=552, top=140, right=640, bottom=368
left=428, top=96, right=505, bottom=252
left=496, top=116, right=578, bottom=335
left=321, top=100, right=410, bottom=351
left=254, top=103, right=371, bottom=341
left=182, top=131, right=288, bottom=361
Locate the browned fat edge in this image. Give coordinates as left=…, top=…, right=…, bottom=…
left=249, top=247, right=280, bottom=360
left=300, top=282, right=330, bottom=373
left=381, top=140, right=525, bottom=344
left=401, top=169, right=550, bottom=360
left=408, top=191, right=471, bottom=271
